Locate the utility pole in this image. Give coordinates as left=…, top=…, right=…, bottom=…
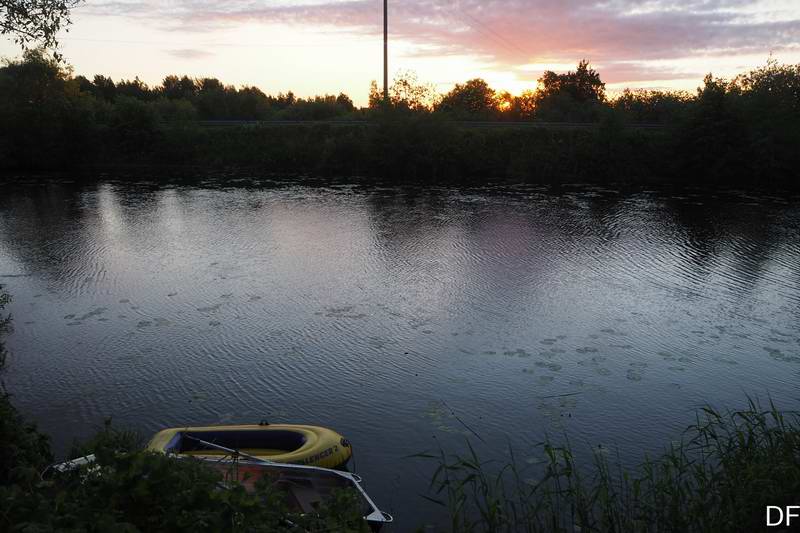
left=383, top=0, right=388, bottom=103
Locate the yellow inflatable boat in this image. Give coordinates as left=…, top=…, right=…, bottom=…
left=147, top=423, right=352, bottom=469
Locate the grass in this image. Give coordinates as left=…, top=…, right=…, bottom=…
left=415, top=398, right=800, bottom=532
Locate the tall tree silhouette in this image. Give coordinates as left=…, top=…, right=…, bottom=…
left=436, top=79, right=497, bottom=119
left=1, top=0, right=82, bottom=58
left=535, top=60, right=606, bottom=121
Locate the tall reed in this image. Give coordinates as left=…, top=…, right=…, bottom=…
left=416, top=398, right=800, bottom=532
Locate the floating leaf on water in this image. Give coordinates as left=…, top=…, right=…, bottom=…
left=535, top=362, right=562, bottom=372
left=79, top=307, right=108, bottom=321
left=626, top=370, right=643, bottom=381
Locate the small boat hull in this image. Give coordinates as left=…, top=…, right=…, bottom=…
left=207, top=459, right=393, bottom=531
left=147, top=424, right=352, bottom=469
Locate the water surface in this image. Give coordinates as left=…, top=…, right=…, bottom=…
left=1, top=180, right=799, bottom=529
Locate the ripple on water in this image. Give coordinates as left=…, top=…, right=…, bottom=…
left=3, top=183, right=800, bottom=527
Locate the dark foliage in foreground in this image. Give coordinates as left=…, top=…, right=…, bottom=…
left=0, top=399, right=368, bottom=532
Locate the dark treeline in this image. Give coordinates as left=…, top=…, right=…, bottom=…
left=76, top=73, right=358, bottom=121
left=0, top=50, right=798, bottom=185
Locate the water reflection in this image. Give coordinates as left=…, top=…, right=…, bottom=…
left=0, top=181, right=799, bottom=529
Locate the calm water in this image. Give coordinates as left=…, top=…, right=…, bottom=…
left=1, top=180, right=799, bottom=529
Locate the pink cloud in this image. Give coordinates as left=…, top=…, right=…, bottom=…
left=87, top=0, right=800, bottom=83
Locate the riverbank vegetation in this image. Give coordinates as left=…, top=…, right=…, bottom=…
left=418, top=399, right=800, bottom=532
left=0, top=413, right=367, bottom=532
left=1, top=51, right=798, bottom=185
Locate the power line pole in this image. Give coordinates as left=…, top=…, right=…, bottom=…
left=383, top=0, right=388, bottom=102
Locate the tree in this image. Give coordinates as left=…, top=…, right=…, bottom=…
left=389, top=70, right=438, bottom=112
left=436, top=78, right=497, bottom=119
left=513, top=90, right=537, bottom=120
left=336, top=92, right=354, bottom=112
left=195, top=78, right=231, bottom=119
left=73, top=73, right=92, bottom=94
left=537, top=60, right=605, bottom=103
left=236, top=86, right=272, bottom=120
left=117, top=77, right=151, bottom=100
left=1, top=0, right=83, bottom=58
left=731, top=60, right=800, bottom=179
left=0, top=49, right=93, bottom=168
left=611, top=88, right=691, bottom=124
left=534, top=60, right=606, bottom=122
left=161, top=75, right=197, bottom=100
left=91, top=74, right=116, bottom=101
left=368, top=80, right=383, bottom=109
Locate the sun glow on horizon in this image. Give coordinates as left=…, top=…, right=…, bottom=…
left=1, top=0, right=799, bottom=106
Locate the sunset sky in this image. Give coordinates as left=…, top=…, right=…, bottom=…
left=2, top=0, right=799, bottom=105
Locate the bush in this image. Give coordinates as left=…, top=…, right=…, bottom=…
left=109, top=96, right=160, bottom=153
left=0, top=391, right=53, bottom=487
left=0, top=397, right=368, bottom=532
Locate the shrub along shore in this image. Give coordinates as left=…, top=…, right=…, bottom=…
left=1, top=52, right=798, bottom=187
left=2, top=285, right=799, bottom=531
